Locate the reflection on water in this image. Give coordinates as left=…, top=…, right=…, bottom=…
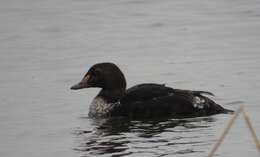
left=74, top=117, right=216, bottom=157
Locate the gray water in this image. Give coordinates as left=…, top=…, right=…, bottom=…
left=1, top=0, right=260, bottom=157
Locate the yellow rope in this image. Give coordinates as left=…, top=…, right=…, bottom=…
left=208, top=105, right=260, bottom=157
left=241, top=106, right=260, bottom=151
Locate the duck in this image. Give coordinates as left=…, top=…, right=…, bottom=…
left=71, top=62, right=233, bottom=118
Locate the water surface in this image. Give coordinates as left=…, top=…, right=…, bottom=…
left=1, top=0, right=260, bottom=156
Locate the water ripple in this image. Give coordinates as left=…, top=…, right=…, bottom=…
left=74, top=117, right=216, bottom=157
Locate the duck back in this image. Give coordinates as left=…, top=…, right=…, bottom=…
left=110, top=84, right=232, bottom=118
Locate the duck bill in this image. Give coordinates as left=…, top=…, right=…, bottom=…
left=70, top=75, right=90, bottom=90
left=70, top=83, right=86, bottom=90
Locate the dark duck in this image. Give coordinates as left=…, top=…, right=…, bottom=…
left=71, top=62, right=233, bottom=118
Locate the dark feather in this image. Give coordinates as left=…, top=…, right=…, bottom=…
left=113, top=83, right=230, bottom=118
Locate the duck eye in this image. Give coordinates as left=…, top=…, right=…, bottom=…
left=93, top=68, right=102, bottom=76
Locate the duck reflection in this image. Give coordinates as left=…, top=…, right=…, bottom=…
left=74, top=117, right=215, bottom=157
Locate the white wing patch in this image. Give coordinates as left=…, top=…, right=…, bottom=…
left=193, top=96, right=206, bottom=109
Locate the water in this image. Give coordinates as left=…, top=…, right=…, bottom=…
left=1, top=0, right=260, bottom=157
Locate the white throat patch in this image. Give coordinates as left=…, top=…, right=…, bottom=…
left=88, top=97, right=118, bottom=117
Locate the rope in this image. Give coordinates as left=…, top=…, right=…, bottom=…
left=241, top=106, right=260, bottom=150
left=208, top=105, right=260, bottom=157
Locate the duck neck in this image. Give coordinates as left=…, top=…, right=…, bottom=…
left=97, top=88, right=125, bottom=103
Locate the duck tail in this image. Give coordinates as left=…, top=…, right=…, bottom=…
left=192, top=90, right=215, bottom=96
left=222, top=108, right=234, bottom=114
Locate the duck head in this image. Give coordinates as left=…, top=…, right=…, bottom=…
left=70, top=62, right=127, bottom=91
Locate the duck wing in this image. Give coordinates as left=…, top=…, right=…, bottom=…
left=111, top=83, right=232, bottom=118
left=122, top=83, right=214, bottom=102
left=122, top=83, right=174, bottom=102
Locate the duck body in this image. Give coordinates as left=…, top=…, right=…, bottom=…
left=71, top=63, right=233, bottom=118
left=108, top=83, right=231, bottom=118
